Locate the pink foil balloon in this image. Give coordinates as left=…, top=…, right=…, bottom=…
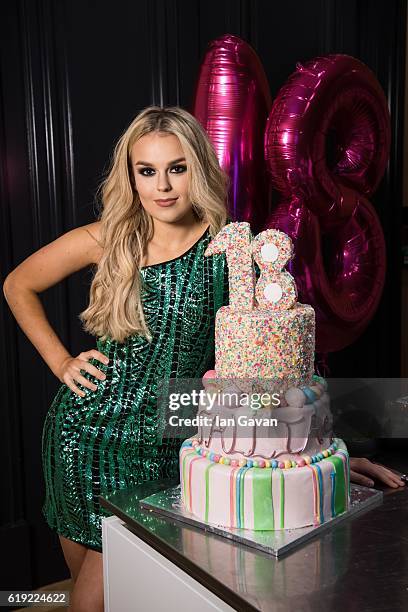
left=265, top=198, right=386, bottom=352
left=264, top=55, right=389, bottom=353
left=265, top=54, right=390, bottom=231
left=192, top=34, right=272, bottom=232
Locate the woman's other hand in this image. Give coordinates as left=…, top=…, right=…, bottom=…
left=350, top=457, right=406, bottom=488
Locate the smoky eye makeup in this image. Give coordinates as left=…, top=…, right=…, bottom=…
left=138, top=167, right=155, bottom=176
left=138, top=164, right=187, bottom=176
left=171, top=164, right=187, bottom=173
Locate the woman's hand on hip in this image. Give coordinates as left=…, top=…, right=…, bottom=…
left=58, top=350, right=109, bottom=397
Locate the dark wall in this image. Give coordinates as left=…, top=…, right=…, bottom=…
left=1, top=0, right=406, bottom=589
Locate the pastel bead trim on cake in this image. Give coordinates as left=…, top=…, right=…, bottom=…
left=186, top=438, right=339, bottom=469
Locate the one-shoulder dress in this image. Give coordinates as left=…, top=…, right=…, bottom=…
left=42, top=226, right=229, bottom=551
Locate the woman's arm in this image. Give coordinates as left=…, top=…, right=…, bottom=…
left=3, top=222, right=106, bottom=389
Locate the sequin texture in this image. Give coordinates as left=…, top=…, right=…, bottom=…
left=41, top=227, right=229, bottom=551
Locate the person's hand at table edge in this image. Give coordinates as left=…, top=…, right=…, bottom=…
left=350, top=457, right=406, bottom=488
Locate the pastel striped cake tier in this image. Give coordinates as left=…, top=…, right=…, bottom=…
left=180, top=438, right=350, bottom=530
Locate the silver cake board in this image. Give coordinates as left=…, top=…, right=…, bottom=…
left=139, top=484, right=383, bottom=557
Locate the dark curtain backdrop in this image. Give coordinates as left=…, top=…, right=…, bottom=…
left=1, top=0, right=406, bottom=589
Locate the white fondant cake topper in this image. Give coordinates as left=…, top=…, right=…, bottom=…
left=260, top=242, right=279, bottom=262
left=204, top=222, right=298, bottom=311
left=263, top=282, right=283, bottom=303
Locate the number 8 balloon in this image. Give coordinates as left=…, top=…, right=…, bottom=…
left=264, top=54, right=390, bottom=353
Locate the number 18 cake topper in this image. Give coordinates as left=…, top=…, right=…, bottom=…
left=205, top=222, right=297, bottom=311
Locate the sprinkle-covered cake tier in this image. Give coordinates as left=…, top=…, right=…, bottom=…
left=214, top=303, right=314, bottom=388
left=179, top=222, right=350, bottom=530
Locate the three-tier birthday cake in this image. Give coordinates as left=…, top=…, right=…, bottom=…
left=179, top=222, right=350, bottom=531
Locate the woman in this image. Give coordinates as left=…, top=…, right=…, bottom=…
left=3, top=105, right=404, bottom=611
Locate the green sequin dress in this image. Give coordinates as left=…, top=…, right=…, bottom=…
left=42, top=226, right=228, bottom=551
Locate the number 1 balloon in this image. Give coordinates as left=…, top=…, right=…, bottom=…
left=192, top=34, right=272, bottom=233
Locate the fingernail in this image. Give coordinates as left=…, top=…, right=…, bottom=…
left=368, top=480, right=374, bottom=487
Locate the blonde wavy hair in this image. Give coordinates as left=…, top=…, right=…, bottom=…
left=79, top=105, right=229, bottom=344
